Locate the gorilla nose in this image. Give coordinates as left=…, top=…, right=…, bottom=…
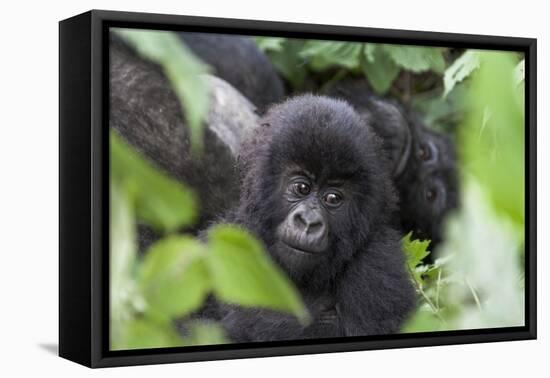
left=292, top=209, right=326, bottom=237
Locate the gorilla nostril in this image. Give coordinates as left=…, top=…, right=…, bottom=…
left=292, top=212, right=308, bottom=231
left=306, top=220, right=324, bottom=235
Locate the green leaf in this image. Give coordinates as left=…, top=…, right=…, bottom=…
left=110, top=181, right=137, bottom=296
left=443, top=50, right=480, bottom=97
left=115, top=29, right=210, bottom=151
left=363, top=43, right=376, bottom=62
left=360, top=45, right=400, bottom=94
left=266, top=39, right=309, bottom=89
left=110, top=131, right=198, bottom=233
left=206, top=225, right=310, bottom=323
left=461, top=51, right=524, bottom=229
left=299, top=41, right=362, bottom=71
left=121, top=319, right=184, bottom=350
left=109, top=180, right=144, bottom=349
left=402, top=232, right=431, bottom=283
left=139, top=236, right=210, bottom=321
left=255, top=36, right=286, bottom=52
left=383, top=45, right=446, bottom=74
left=402, top=232, right=431, bottom=270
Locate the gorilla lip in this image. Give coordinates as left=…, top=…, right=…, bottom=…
left=281, top=240, right=320, bottom=255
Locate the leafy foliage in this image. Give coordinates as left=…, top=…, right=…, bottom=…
left=443, top=50, right=480, bottom=97
left=299, top=41, right=362, bottom=70
left=139, top=236, right=210, bottom=323
left=110, top=125, right=307, bottom=350
left=402, top=232, right=431, bottom=284
left=207, top=226, right=310, bottom=323
left=360, top=44, right=401, bottom=94
left=110, top=30, right=526, bottom=347
left=256, top=37, right=309, bottom=89
left=461, top=51, right=525, bottom=230
left=383, top=45, right=445, bottom=74
left=255, top=37, right=446, bottom=94
left=403, top=50, right=525, bottom=333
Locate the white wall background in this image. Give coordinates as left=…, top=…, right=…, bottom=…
left=0, top=0, right=546, bottom=376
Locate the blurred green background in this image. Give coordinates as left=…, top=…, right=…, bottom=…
left=110, top=30, right=525, bottom=350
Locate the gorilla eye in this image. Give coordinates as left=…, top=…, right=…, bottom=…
left=292, top=182, right=311, bottom=196
left=425, top=187, right=438, bottom=202
left=418, top=144, right=432, bottom=161
left=324, top=192, right=342, bottom=207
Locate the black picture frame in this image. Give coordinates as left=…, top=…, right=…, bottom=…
left=59, top=9, right=537, bottom=368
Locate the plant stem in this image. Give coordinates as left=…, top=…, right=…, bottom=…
left=465, top=277, right=482, bottom=311
left=407, top=265, right=446, bottom=324
left=436, top=269, right=442, bottom=309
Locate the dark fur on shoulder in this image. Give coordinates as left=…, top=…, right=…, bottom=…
left=208, top=95, right=415, bottom=342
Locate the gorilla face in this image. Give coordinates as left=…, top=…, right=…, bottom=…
left=398, top=118, right=458, bottom=244
left=274, top=168, right=350, bottom=272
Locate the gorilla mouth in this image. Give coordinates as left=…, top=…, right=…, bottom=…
left=281, top=240, right=323, bottom=255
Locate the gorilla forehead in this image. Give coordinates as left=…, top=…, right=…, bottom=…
left=264, top=95, right=379, bottom=181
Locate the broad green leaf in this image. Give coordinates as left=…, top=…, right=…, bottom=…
left=255, top=36, right=286, bottom=52
left=121, top=319, right=184, bottom=350
left=206, top=225, right=309, bottom=323
left=360, top=45, right=400, bottom=94
left=383, top=45, right=446, bottom=74
left=461, top=51, right=524, bottom=229
left=115, top=29, right=210, bottom=151
left=443, top=50, right=480, bottom=97
left=109, top=180, right=144, bottom=349
left=110, top=131, right=198, bottom=233
left=299, top=41, right=362, bottom=71
left=266, top=39, right=309, bottom=89
left=363, top=43, right=376, bottom=62
left=110, top=181, right=137, bottom=297
left=139, top=236, right=210, bottom=321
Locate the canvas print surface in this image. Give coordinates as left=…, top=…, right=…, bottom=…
left=108, top=27, right=525, bottom=351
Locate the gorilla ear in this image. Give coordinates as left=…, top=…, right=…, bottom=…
left=370, top=100, right=413, bottom=177
left=392, top=125, right=412, bottom=177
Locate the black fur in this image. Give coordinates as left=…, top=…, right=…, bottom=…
left=206, top=95, right=415, bottom=342
left=328, top=80, right=458, bottom=246
left=179, top=32, right=285, bottom=112
left=109, top=34, right=241, bottom=234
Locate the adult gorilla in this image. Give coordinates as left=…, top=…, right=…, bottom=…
left=328, top=80, right=458, bottom=247
left=109, top=34, right=258, bottom=248
left=204, top=95, right=415, bottom=342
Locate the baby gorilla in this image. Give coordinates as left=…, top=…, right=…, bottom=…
left=209, top=95, right=415, bottom=342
